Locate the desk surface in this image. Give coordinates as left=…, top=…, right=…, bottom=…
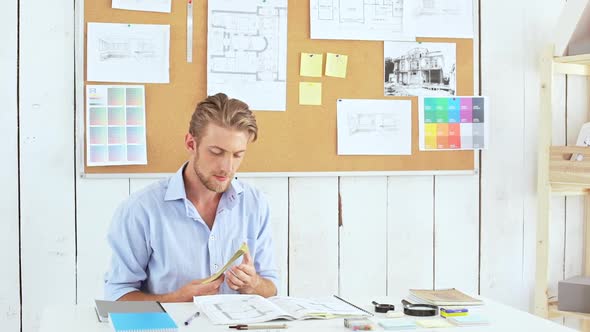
left=40, top=296, right=575, bottom=331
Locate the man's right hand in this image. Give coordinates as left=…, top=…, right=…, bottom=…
left=172, top=275, right=225, bottom=302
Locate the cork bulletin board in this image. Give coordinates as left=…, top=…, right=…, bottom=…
left=82, top=0, right=475, bottom=174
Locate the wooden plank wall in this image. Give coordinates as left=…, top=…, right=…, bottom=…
left=2, top=0, right=588, bottom=332
left=0, top=0, right=20, bottom=331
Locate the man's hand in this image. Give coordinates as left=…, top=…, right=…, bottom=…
left=172, top=275, right=225, bottom=302
left=226, top=252, right=260, bottom=294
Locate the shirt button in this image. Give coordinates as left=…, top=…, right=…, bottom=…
left=210, top=235, right=215, bottom=241
left=213, top=264, right=219, bottom=270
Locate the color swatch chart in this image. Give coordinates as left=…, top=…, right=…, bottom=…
left=419, top=96, right=488, bottom=151
left=86, top=85, right=147, bottom=166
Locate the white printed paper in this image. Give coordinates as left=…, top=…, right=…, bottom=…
left=112, top=0, right=172, bottom=13
left=207, top=0, right=288, bottom=111
left=384, top=41, right=456, bottom=97
left=310, top=0, right=415, bottom=41
left=409, top=0, right=473, bottom=38
left=337, top=99, right=412, bottom=155
left=87, top=23, right=170, bottom=83
left=86, top=85, right=148, bottom=166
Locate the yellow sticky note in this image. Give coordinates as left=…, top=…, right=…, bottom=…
left=299, top=82, right=322, bottom=106
left=325, top=53, right=348, bottom=78
left=415, top=319, right=454, bottom=328
left=300, top=53, right=323, bottom=77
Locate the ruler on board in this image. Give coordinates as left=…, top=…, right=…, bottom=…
left=187, top=0, right=193, bottom=62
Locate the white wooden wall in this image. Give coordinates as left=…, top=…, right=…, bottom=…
left=1, top=0, right=587, bottom=332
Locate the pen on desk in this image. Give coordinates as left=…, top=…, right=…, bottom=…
left=184, top=310, right=200, bottom=325
left=229, top=323, right=288, bottom=330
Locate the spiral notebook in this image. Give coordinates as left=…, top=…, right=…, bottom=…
left=109, top=312, right=178, bottom=332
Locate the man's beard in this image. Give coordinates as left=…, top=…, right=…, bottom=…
left=192, top=155, right=231, bottom=193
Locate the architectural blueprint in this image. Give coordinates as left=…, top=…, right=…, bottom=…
left=337, top=99, right=412, bottom=155
left=194, top=295, right=370, bottom=325
left=87, top=23, right=170, bottom=83
left=207, top=0, right=287, bottom=111
left=310, top=0, right=415, bottom=41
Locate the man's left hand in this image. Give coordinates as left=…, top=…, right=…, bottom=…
left=226, top=252, right=260, bottom=294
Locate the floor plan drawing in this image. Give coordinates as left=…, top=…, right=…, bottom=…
left=207, top=0, right=287, bottom=111
left=310, top=0, right=415, bottom=41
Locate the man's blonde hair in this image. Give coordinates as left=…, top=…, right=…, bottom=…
left=189, top=93, right=258, bottom=142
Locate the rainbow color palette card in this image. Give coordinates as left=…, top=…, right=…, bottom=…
left=419, top=96, right=489, bottom=151
left=86, top=85, right=147, bottom=166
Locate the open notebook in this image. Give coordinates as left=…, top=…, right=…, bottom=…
left=194, top=294, right=371, bottom=325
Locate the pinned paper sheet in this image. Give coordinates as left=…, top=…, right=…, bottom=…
left=325, top=53, right=348, bottom=78
left=112, top=0, right=172, bottom=13
left=86, top=85, right=148, bottom=166
left=300, top=53, right=323, bottom=77
left=202, top=242, right=249, bottom=284
left=299, top=82, right=322, bottom=106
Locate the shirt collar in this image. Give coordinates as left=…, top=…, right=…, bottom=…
left=164, top=162, right=244, bottom=204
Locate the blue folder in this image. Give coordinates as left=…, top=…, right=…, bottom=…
left=109, top=312, right=178, bottom=332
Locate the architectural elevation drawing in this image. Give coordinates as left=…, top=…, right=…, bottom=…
left=207, top=0, right=287, bottom=111
left=310, top=0, right=415, bottom=41
left=384, top=41, right=456, bottom=96
left=87, top=23, right=170, bottom=83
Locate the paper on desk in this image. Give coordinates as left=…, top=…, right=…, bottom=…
left=325, top=53, right=348, bottom=78
left=299, top=82, right=322, bottom=106
left=112, top=0, right=172, bottom=13
left=415, top=318, right=454, bottom=328
left=202, top=242, right=249, bottom=284
left=300, top=53, right=323, bottom=77
left=87, top=23, right=170, bottom=83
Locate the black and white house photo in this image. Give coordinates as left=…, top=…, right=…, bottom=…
left=384, top=41, right=456, bottom=96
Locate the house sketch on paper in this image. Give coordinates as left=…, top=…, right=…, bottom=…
left=414, top=0, right=462, bottom=16
left=348, top=112, right=399, bottom=136
left=98, top=37, right=157, bottom=61
left=385, top=46, right=456, bottom=96
left=208, top=5, right=287, bottom=83
left=315, top=0, right=404, bottom=31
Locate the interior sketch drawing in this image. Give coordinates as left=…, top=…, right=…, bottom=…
left=384, top=42, right=456, bottom=96
left=414, top=0, right=462, bottom=16
left=348, top=113, right=399, bottom=135
left=98, top=37, right=157, bottom=61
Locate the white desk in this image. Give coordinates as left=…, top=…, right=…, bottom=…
left=40, top=296, right=576, bottom=331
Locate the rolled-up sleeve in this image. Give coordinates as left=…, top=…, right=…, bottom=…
left=103, top=200, right=151, bottom=301
left=253, top=194, right=279, bottom=291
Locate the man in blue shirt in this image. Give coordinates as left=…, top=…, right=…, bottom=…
left=104, top=93, right=278, bottom=301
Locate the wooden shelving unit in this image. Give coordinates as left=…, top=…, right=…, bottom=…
left=535, top=47, right=590, bottom=331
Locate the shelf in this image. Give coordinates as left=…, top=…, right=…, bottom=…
left=549, top=146, right=590, bottom=189
left=554, top=54, right=590, bottom=65
left=549, top=303, right=590, bottom=320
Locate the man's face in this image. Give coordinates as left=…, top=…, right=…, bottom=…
left=186, top=123, right=250, bottom=193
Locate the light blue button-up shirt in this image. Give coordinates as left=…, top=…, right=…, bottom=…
left=103, top=164, right=278, bottom=301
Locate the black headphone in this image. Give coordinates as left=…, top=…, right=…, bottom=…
left=401, top=300, right=438, bottom=317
